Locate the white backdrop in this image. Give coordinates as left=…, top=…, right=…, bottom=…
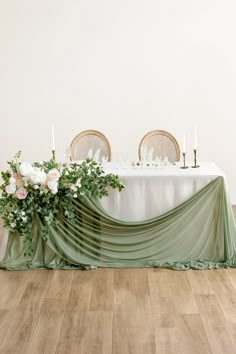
left=0, top=0, right=236, bottom=202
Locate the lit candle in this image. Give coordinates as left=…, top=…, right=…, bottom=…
left=194, top=126, right=197, bottom=150
left=182, top=134, right=186, bottom=153
left=52, top=124, right=55, bottom=150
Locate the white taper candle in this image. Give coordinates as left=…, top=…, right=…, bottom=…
left=52, top=124, right=55, bottom=150
left=194, top=126, right=197, bottom=150
left=182, top=135, right=186, bottom=153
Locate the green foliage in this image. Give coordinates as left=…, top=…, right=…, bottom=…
left=0, top=155, right=125, bottom=261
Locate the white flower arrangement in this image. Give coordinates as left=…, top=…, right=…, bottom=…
left=0, top=152, right=124, bottom=241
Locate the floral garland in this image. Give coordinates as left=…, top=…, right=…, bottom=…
left=0, top=152, right=124, bottom=261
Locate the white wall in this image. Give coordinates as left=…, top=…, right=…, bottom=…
left=0, top=0, right=236, bottom=201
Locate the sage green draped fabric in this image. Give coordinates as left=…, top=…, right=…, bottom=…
left=1, top=176, right=236, bottom=270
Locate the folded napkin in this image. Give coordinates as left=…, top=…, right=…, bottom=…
left=147, top=147, right=154, bottom=162
left=87, top=148, right=93, bottom=159
left=93, top=148, right=101, bottom=162
left=140, top=146, right=148, bottom=162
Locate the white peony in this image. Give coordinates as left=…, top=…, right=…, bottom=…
left=19, top=162, right=34, bottom=177
left=47, top=180, right=58, bottom=194
left=29, top=168, right=47, bottom=185
left=47, top=168, right=60, bottom=181
left=9, top=177, right=16, bottom=184
left=6, top=183, right=17, bottom=194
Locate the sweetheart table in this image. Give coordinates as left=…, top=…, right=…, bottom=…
left=1, top=162, right=236, bottom=270
left=100, top=162, right=226, bottom=221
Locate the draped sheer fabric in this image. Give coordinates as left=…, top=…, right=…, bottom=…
left=1, top=177, right=236, bottom=270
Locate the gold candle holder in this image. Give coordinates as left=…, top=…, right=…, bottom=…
left=180, top=152, right=188, bottom=169
left=52, top=150, right=56, bottom=160
left=192, top=149, right=200, bottom=168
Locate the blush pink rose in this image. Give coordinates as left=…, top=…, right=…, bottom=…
left=47, top=169, right=60, bottom=181
left=15, top=187, right=28, bottom=200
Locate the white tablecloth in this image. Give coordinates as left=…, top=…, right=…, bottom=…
left=100, top=162, right=225, bottom=221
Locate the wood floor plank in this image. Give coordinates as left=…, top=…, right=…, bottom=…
left=178, top=314, right=212, bottom=354
left=67, top=270, right=94, bottom=311
left=112, top=310, right=139, bottom=354
left=172, top=295, right=198, bottom=315
left=84, top=311, right=113, bottom=354
left=0, top=309, right=15, bottom=346
left=134, top=268, right=152, bottom=313
left=89, top=268, right=114, bottom=311
left=0, top=305, right=42, bottom=353
left=152, top=296, right=178, bottom=328
left=154, top=328, right=181, bottom=354
left=26, top=299, right=67, bottom=354
left=56, top=311, right=89, bottom=354
left=227, top=269, right=236, bottom=289
left=19, top=270, right=53, bottom=310
left=195, top=294, right=235, bottom=354
left=207, top=270, right=236, bottom=323
left=0, top=270, right=32, bottom=310
left=149, top=271, right=178, bottom=327
left=137, top=311, right=156, bottom=354
left=45, top=270, right=75, bottom=300
left=114, top=269, right=137, bottom=312
left=187, top=270, right=214, bottom=295
left=169, top=270, right=193, bottom=296
left=148, top=269, right=172, bottom=298
left=0, top=270, right=53, bottom=352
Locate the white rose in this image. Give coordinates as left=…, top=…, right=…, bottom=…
left=76, top=178, right=81, bottom=188
left=29, top=168, right=47, bottom=185
left=70, top=184, right=77, bottom=191
left=10, top=222, right=16, bottom=228
left=47, top=168, right=60, bottom=181
left=19, top=162, right=34, bottom=177
left=73, top=193, right=78, bottom=198
left=9, top=177, right=16, bottom=184
left=6, top=183, right=17, bottom=194
left=47, top=180, right=58, bottom=194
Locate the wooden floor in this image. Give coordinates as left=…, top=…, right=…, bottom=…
left=0, top=268, right=236, bottom=353
left=1, top=213, right=236, bottom=354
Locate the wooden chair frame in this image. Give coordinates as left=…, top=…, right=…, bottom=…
left=138, top=130, right=180, bottom=161
left=70, top=129, right=112, bottom=161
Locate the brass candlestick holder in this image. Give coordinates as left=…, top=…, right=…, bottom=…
left=192, top=149, right=200, bottom=168
left=180, top=152, right=188, bottom=169
left=52, top=150, right=56, bottom=160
